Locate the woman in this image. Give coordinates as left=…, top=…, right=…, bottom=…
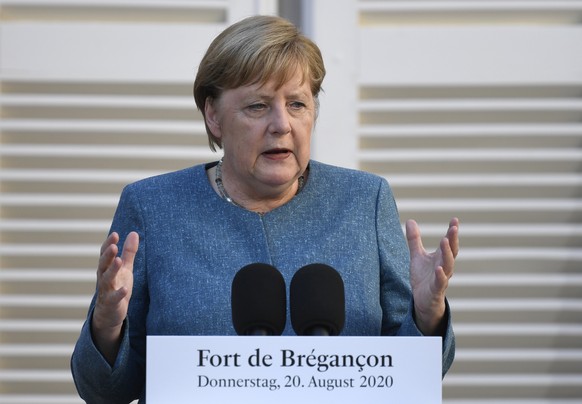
left=71, top=15, right=459, bottom=403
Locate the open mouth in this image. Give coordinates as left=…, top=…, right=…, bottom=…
left=263, top=148, right=291, bottom=156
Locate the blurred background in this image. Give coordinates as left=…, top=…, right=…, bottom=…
left=1, top=0, right=581, bottom=403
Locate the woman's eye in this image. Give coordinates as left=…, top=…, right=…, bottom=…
left=289, top=101, right=306, bottom=110
left=248, top=103, right=267, bottom=111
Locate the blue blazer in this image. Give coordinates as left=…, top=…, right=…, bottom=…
left=71, top=160, right=455, bottom=403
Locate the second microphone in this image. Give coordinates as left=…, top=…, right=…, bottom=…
left=231, top=263, right=345, bottom=336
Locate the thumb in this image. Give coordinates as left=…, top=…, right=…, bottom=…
left=405, top=219, right=424, bottom=256
left=120, top=231, right=139, bottom=267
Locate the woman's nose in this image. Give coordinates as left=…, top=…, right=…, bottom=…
left=268, top=104, right=292, bottom=135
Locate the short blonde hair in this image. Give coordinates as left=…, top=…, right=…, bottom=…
left=193, top=15, right=326, bottom=151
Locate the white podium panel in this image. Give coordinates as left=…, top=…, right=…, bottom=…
left=147, top=336, right=442, bottom=403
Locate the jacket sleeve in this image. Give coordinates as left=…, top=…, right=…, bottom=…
left=375, top=179, right=456, bottom=376
left=71, top=184, right=149, bottom=403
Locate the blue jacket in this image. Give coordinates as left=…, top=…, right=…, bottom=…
left=71, top=160, right=455, bottom=403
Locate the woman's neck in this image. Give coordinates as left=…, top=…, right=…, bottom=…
left=207, top=160, right=306, bottom=214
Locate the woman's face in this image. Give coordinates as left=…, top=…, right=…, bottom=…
left=205, top=68, right=315, bottom=197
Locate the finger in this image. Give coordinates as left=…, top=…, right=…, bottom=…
left=98, top=233, right=138, bottom=299
left=100, top=232, right=119, bottom=256
left=405, top=219, right=425, bottom=256
left=99, top=256, right=123, bottom=288
left=109, top=283, right=130, bottom=304
left=97, top=240, right=119, bottom=278
left=439, top=236, right=455, bottom=279
left=120, top=231, right=139, bottom=268
left=433, top=265, right=450, bottom=293
left=447, top=218, right=460, bottom=258
left=97, top=285, right=129, bottom=308
left=99, top=258, right=134, bottom=303
left=96, top=255, right=120, bottom=304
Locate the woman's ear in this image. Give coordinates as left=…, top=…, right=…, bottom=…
left=204, top=97, right=222, bottom=139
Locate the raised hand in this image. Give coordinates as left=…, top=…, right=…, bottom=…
left=91, top=231, right=139, bottom=365
left=406, top=218, right=459, bottom=335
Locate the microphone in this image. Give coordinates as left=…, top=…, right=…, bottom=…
left=290, top=263, right=345, bottom=336
left=231, top=263, right=286, bottom=336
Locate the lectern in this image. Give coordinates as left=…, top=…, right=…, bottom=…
left=147, top=336, right=442, bottom=403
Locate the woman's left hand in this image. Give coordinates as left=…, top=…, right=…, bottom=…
left=406, top=217, right=459, bottom=335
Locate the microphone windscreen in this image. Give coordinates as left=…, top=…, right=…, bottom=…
left=290, top=263, right=345, bottom=336
left=231, top=263, right=286, bottom=335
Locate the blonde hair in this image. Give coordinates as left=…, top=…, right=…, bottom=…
left=193, top=15, right=326, bottom=151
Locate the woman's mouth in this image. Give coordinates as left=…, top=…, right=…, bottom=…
left=262, top=148, right=291, bottom=158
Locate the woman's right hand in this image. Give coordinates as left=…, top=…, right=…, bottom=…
left=91, top=231, right=139, bottom=365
